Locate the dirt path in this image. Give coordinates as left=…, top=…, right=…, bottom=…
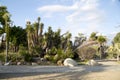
left=98, top=60, right=119, bottom=65
left=0, top=60, right=120, bottom=80
left=1, top=71, right=120, bottom=80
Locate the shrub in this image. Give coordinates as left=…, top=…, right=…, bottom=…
left=44, top=54, right=54, bottom=61
left=18, top=44, right=32, bottom=62
left=44, top=48, right=74, bottom=63
left=8, top=53, right=18, bottom=62
left=0, top=53, right=5, bottom=62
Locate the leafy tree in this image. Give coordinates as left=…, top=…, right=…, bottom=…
left=113, top=32, right=120, bottom=60
left=107, top=43, right=120, bottom=60
left=18, top=44, right=32, bottom=62
left=2, top=12, right=11, bottom=62
left=114, top=43, right=120, bottom=60
left=9, top=26, right=27, bottom=52
left=0, top=6, right=8, bottom=24
left=0, top=6, right=10, bottom=32
left=114, top=32, right=120, bottom=43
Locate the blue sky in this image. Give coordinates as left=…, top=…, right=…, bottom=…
left=0, top=0, right=120, bottom=41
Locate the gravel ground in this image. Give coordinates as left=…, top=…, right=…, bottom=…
left=0, top=60, right=120, bottom=80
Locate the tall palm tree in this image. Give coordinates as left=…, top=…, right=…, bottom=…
left=2, top=13, right=11, bottom=63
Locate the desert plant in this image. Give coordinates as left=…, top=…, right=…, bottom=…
left=18, top=44, right=32, bottom=62
left=0, top=53, right=5, bottom=62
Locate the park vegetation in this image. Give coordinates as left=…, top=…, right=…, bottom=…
left=0, top=6, right=120, bottom=65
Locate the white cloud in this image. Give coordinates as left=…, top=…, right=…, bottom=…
left=110, top=31, right=118, bottom=35
left=65, top=0, right=104, bottom=37
left=37, top=3, right=78, bottom=14
left=37, top=0, right=105, bottom=39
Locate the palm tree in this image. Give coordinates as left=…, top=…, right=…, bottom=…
left=2, top=12, right=11, bottom=63
left=0, top=6, right=9, bottom=29
left=89, top=32, right=98, bottom=41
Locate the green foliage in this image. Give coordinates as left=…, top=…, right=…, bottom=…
left=18, top=44, right=32, bottom=62
left=107, top=44, right=119, bottom=59
left=8, top=53, right=18, bottom=62
left=97, top=35, right=107, bottom=44
left=0, top=6, right=10, bottom=27
left=47, top=47, right=57, bottom=55
left=10, top=26, right=27, bottom=47
left=44, top=54, right=54, bottom=61
left=106, top=43, right=120, bottom=60
left=1, top=6, right=112, bottom=63
left=53, top=49, right=65, bottom=62
left=90, top=32, right=97, bottom=41
left=114, top=32, right=120, bottom=43
left=0, top=53, right=5, bottom=62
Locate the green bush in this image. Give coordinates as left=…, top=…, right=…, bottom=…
left=44, top=54, right=54, bottom=61
left=0, top=53, right=5, bottom=62
left=44, top=48, right=74, bottom=63
left=18, top=44, right=32, bottom=62
left=8, top=53, right=18, bottom=62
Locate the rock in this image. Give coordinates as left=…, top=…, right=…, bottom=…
left=57, top=59, right=64, bottom=66
left=87, top=59, right=98, bottom=66
left=63, top=58, right=77, bottom=67
left=41, top=58, right=46, bottom=62
left=26, top=62, right=32, bottom=65
left=32, top=62, right=38, bottom=66
left=4, top=61, right=12, bottom=66
left=17, top=62, right=21, bottom=65
left=11, top=62, right=17, bottom=65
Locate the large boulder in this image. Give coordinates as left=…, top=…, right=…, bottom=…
left=4, top=60, right=12, bottom=66
left=57, top=59, right=64, bottom=66
left=17, top=62, right=21, bottom=65
left=87, top=59, right=98, bottom=66
left=63, top=58, right=77, bottom=67
left=32, top=62, right=38, bottom=66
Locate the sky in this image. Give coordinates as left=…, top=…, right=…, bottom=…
left=0, top=0, right=120, bottom=41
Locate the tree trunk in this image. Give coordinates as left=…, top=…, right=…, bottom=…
left=5, top=40, right=8, bottom=63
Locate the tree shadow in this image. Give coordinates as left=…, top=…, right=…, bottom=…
left=38, top=65, right=111, bottom=80
left=0, top=64, right=112, bottom=80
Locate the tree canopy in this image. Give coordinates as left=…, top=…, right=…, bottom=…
left=114, top=32, right=120, bottom=43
